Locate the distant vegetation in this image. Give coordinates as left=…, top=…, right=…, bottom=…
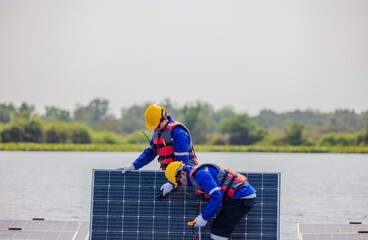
left=0, top=99, right=367, bottom=152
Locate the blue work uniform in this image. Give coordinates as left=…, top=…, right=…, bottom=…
left=133, top=116, right=196, bottom=170
left=186, top=165, right=256, bottom=221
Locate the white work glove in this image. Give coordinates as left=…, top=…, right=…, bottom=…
left=121, top=165, right=135, bottom=174
left=194, top=215, right=208, bottom=228
left=160, top=182, right=174, bottom=196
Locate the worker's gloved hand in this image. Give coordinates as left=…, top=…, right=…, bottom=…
left=160, top=182, right=174, bottom=196
left=120, top=165, right=135, bottom=174
left=194, top=215, right=208, bottom=228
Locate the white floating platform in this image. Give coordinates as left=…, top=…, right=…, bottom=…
left=297, top=222, right=368, bottom=240
left=0, top=219, right=89, bottom=240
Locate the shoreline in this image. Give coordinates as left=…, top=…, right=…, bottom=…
left=0, top=143, right=367, bottom=153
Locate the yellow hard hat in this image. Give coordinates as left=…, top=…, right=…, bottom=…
left=145, top=105, right=166, bottom=130
left=165, top=161, right=184, bottom=188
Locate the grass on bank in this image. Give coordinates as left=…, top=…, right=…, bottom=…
left=0, top=143, right=367, bottom=153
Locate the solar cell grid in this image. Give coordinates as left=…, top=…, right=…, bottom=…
left=90, top=170, right=280, bottom=240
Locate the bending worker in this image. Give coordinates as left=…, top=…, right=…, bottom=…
left=120, top=104, right=199, bottom=194
left=164, top=161, right=256, bottom=240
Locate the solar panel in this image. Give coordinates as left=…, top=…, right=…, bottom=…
left=89, top=170, right=280, bottom=240
left=0, top=219, right=89, bottom=240
left=297, top=223, right=368, bottom=240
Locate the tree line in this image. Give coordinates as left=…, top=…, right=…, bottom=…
left=0, top=98, right=367, bottom=146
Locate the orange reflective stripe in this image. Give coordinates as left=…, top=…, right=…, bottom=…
left=189, top=167, right=197, bottom=180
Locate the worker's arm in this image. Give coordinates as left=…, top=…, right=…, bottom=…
left=132, top=138, right=157, bottom=170
left=171, top=127, right=190, bottom=165
left=195, top=169, right=223, bottom=221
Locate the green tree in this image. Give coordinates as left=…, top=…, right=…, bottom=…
left=70, top=123, right=92, bottom=143
left=126, top=131, right=153, bottom=144
left=1, top=121, right=26, bottom=143
left=0, top=124, right=3, bottom=142
left=254, top=110, right=282, bottom=128
left=365, top=122, right=368, bottom=145
left=120, top=104, right=149, bottom=133
left=24, top=117, right=45, bottom=143
left=220, top=114, right=267, bottom=145
left=182, top=101, right=215, bottom=144
left=17, top=102, right=35, bottom=119
left=0, top=103, right=16, bottom=123
left=74, top=98, right=111, bottom=124
left=213, top=106, right=237, bottom=125
left=46, top=122, right=70, bottom=143
left=254, top=108, right=367, bottom=135
left=284, top=122, right=306, bottom=146
left=90, top=131, right=124, bottom=144
left=159, top=98, right=184, bottom=121
left=89, top=98, right=110, bottom=121
left=90, top=118, right=123, bottom=133
left=45, top=106, right=71, bottom=122
left=74, top=105, right=93, bottom=123
left=318, top=133, right=361, bottom=146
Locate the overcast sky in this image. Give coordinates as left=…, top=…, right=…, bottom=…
left=1, top=0, right=367, bottom=117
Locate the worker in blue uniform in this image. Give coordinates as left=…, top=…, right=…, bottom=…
left=164, top=161, right=256, bottom=240
left=120, top=104, right=198, bottom=195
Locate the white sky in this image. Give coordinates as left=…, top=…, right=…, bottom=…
left=0, top=0, right=367, bottom=117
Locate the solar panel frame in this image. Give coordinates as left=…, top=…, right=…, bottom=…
left=89, top=170, right=281, bottom=240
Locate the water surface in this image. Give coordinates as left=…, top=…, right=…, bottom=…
left=0, top=151, right=367, bottom=239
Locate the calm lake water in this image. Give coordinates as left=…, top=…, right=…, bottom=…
left=0, top=151, right=368, bottom=239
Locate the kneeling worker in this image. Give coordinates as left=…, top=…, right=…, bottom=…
left=164, top=162, right=256, bottom=240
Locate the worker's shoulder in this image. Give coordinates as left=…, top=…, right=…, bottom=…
left=171, top=125, right=189, bottom=137
left=194, top=166, right=214, bottom=179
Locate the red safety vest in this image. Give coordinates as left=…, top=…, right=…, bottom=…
left=189, top=163, right=247, bottom=202
left=151, top=121, right=198, bottom=170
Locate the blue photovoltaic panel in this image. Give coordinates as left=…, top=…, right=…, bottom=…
left=89, top=170, right=280, bottom=240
